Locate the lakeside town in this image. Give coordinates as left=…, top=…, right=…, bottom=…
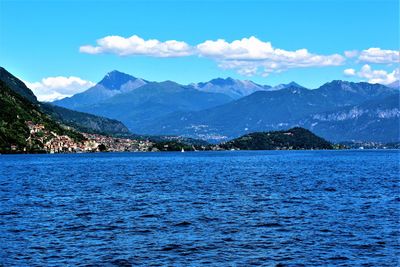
left=22, top=121, right=156, bottom=153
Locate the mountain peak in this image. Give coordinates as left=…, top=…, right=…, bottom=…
left=330, top=80, right=348, bottom=84
left=106, top=70, right=129, bottom=76
left=99, top=70, right=137, bottom=90
left=287, top=81, right=304, bottom=88
left=319, top=80, right=395, bottom=96
left=208, top=77, right=237, bottom=86
left=322, top=80, right=353, bottom=89
left=271, top=81, right=305, bottom=91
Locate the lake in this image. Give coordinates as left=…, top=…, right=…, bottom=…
left=0, top=150, right=399, bottom=266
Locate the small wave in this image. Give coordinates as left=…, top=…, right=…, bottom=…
left=174, top=221, right=192, bottom=227
left=160, top=243, right=182, bottom=251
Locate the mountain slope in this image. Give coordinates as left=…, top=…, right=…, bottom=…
left=387, top=80, right=399, bottom=89
left=0, top=67, right=38, bottom=103
left=190, top=78, right=307, bottom=99
left=41, top=103, right=130, bottom=135
left=269, top=81, right=305, bottom=91
left=74, top=80, right=233, bottom=132
left=139, top=81, right=397, bottom=142
left=0, top=80, right=83, bottom=153
left=316, top=80, right=395, bottom=106
left=191, top=77, right=269, bottom=99
left=299, top=93, right=400, bottom=142
left=137, top=86, right=330, bottom=139
left=53, top=70, right=148, bottom=109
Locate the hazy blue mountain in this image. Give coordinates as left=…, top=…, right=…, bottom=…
left=316, top=80, right=395, bottom=106
left=138, top=81, right=397, bottom=142
left=299, top=93, right=400, bottom=142
left=191, top=77, right=270, bottom=99
left=49, top=70, right=397, bottom=142
left=269, top=81, right=305, bottom=91
left=77, top=80, right=233, bottom=131
left=191, top=78, right=307, bottom=99
left=53, top=70, right=148, bottom=109
left=387, top=80, right=399, bottom=89
left=135, top=86, right=333, bottom=140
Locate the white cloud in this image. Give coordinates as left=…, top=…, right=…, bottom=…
left=344, top=50, right=359, bottom=58
left=80, top=35, right=346, bottom=76
left=80, top=35, right=193, bottom=57
left=196, top=36, right=345, bottom=75
left=346, top=64, right=400, bottom=85
left=343, top=68, right=356, bottom=76
left=197, top=37, right=275, bottom=60
left=358, top=48, right=399, bottom=64
left=24, top=76, right=95, bottom=102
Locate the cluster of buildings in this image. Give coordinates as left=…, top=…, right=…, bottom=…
left=81, top=133, right=155, bottom=152
left=24, top=121, right=155, bottom=153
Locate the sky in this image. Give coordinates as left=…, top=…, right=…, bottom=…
left=0, top=0, right=399, bottom=101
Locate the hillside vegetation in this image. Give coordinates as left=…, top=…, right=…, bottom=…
left=220, top=127, right=333, bottom=150
left=0, top=80, right=83, bottom=153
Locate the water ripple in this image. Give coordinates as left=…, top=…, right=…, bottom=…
left=0, top=150, right=399, bottom=266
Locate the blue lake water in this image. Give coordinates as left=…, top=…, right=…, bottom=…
left=0, top=150, right=399, bottom=266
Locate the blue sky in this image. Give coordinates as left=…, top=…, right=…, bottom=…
left=0, top=0, right=398, bottom=101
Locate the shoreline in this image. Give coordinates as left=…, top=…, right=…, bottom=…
left=1, top=148, right=399, bottom=155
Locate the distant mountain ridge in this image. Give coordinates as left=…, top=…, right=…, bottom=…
left=138, top=81, right=398, bottom=142
left=76, top=80, right=233, bottom=131
left=299, top=92, right=400, bottom=142
left=53, top=72, right=234, bottom=131
left=387, top=80, right=399, bottom=89
left=268, top=81, right=305, bottom=91
left=49, top=69, right=398, bottom=143
left=190, top=77, right=307, bottom=98
left=53, top=70, right=148, bottom=109
left=191, top=77, right=270, bottom=99
left=54, top=71, right=308, bottom=109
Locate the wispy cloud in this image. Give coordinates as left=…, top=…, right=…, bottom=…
left=24, top=76, right=95, bottom=102
left=343, top=64, right=399, bottom=85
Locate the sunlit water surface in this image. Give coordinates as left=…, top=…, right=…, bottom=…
left=0, top=150, right=399, bottom=266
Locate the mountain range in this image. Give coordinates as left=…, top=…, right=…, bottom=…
left=52, top=70, right=398, bottom=143
left=3, top=67, right=398, bottom=144
left=54, top=71, right=234, bottom=131
left=142, top=81, right=398, bottom=142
